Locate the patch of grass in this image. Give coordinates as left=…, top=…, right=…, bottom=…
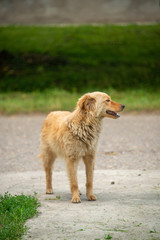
left=55, top=195, right=61, bottom=200
left=0, top=89, right=159, bottom=114
left=136, top=223, right=142, bottom=227
left=104, top=234, right=112, bottom=239
left=149, top=229, right=157, bottom=233
left=0, top=25, right=160, bottom=92
left=45, top=195, right=61, bottom=201
left=0, top=192, right=40, bottom=240
left=0, top=89, right=78, bottom=114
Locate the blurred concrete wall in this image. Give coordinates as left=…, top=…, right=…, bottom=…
left=0, top=0, right=159, bottom=25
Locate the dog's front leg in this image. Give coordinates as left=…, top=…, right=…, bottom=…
left=66, top=158, right=81, bottom=203
left=83, top=154, right=97, bottom=201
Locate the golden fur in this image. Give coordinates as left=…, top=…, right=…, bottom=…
left=40, top=92, right=125, bottom=203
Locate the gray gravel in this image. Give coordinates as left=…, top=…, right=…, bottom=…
left=0, top=113, right=160, bottom=240
left=0, top=113, right=160, bottom=172
left=0, top=170, right=160, bottom=240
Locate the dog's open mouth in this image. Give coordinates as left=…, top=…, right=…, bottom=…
left=106, top=110, right=120, bottom=118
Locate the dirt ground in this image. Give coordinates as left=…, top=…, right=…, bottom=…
left=0, top=113, right=160, bottom=240
left=0, top=169, right=159, bottom=240
left=0, top=113, right=160, bottom=172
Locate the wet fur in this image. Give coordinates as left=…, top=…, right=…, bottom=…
left=40, top=92, right=124, bottom=203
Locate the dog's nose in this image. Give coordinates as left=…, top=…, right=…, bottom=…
left=121, top=104, right=125, bottom=110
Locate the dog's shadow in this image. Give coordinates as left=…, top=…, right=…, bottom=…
left=39, top=190, right=158, bottom=206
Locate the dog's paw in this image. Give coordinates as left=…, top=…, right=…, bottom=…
left=72, top=195, right=81, bottom=203
left=46, top=189, right=53, bottom=194
left=87, top=194, right=97, bottom=201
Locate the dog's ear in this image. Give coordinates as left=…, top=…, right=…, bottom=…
left=78, top=95, right=96, bottom=111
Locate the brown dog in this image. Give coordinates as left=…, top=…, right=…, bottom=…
left=40, top=92, right=125, bottom=203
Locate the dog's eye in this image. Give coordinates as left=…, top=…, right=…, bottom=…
left=106, top=99, right=110, bottom=102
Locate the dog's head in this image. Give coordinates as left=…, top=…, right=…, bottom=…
left=78, top=92, right=125, bottom=119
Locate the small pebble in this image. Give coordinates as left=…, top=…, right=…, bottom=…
left=111, top=181, right=115, bottom=185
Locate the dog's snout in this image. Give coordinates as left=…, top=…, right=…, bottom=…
left=121, top=104, right=125, bottom=110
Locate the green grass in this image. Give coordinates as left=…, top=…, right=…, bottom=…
left=0, top=192, right=40, bottom=240
left=0, top=25, right=159, bottom=114
left=0, top=89, right=159, bottom=114
left=0, top=25, right=160, bottom=92
left=104, top=234, right=112, bottom=239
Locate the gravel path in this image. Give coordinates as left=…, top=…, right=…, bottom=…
left=1, top=170, right=160, bottom=240
left=0, top=113, right=160, bottom=240
left=0, top=113, right=160, bottom=173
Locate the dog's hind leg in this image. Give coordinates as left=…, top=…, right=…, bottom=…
left=42, top=149, right=56, bottom=194
left=83, top=154, right=97, bottom=201
left=66, top=158, right=81, bottom=203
